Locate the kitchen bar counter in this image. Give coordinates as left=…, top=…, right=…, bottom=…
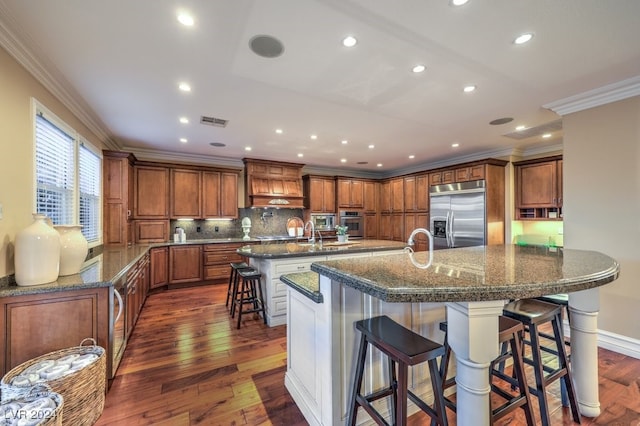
left=238, top=239, right=407, bottom=259
left=285, top=245, right=619, bottom=425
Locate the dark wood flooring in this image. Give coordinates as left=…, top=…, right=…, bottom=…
left=97, top=284, right=640, bottom=425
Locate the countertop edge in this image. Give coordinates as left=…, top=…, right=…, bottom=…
left=280, top=272, right=323, bottom=304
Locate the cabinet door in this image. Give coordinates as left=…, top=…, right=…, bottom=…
left=363, top=181, right=377, bottom=213
left=379, top=181, right=391, bottom=213
left=104, top=203, right=127, bottom=245
left=404, top=176, right=416, bottom=212
left=170, top=169, right=201, bottom=218
left=405, top=213, right=429, bottom=251
left=350, top=180, right=364, bottom=208
left=202, top=171, right=221, bottom=217
left=415, top=175, right=428, bottom=211
left=308, top=178, right=324, bottom=212
left=379, top=214, right=391, bottom=240
left=322, top=179, right=336, bottom=212
left=391, top=213, right=404, bottom=242
left=134, top=166, right=169, bottom=218
left=169, top=245, right=203, bottom=284
left=150, top=247, right=168, bottom=289
left=134, top=220, right=169, bottom=243
left=391, top=179, right=404, bottom=212
left=104, top=156, right=128, bottom=203
left=517, top=162, right=558, bottom=207
left=220, top=172, right=238, bottom=218
left=337, top=179, right=351, bottom=208
left=557, top=160, right=563, bottom=207
left=364, top=213, right=378, bottom=239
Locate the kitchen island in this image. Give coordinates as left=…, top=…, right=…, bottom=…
left=280, top=245, right=619, bottom=426
left=238, top=239, right=408, bottom=326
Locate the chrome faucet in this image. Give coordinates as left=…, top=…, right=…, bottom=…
left=407, top=227, right=434, bottom=268
left=315, top=228, right=323, bottom=246
left=305, top=220, right=316, bottom=243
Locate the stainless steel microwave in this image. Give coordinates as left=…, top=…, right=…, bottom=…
left=310, top=214, right=336, bottom=231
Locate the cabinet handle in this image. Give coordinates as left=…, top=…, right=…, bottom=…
left=114, top=290, right=123, bottom=324
left=297, top=266, right=305, bottom=270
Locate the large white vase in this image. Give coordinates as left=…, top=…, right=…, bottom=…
left=55, top=225, right=89, bottom=276
left=15, top=213, right=60, bottom=286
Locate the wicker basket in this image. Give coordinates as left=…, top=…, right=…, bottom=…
left=1, top=338, right=105, bottom=426
left=1, top=385, right=64, bottom=426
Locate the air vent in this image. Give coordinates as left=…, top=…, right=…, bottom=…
left=200, top=116, right=228, bottom=127
left=503, top=119, right=562, bottom=140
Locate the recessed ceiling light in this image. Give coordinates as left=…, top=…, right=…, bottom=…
left=340, top=158, right=347, bottom=163
left=514, top=33, right=534, bottom=45
left=342, top=36, right=357, bottom=48
left=409, top=155, right=415, bottom=159
left=297, top=153, right=303, bottom=158
left=245, top=146, right=252, bottom=151
left=368, top=144, right=375, bottom=149
left=450, top=0, right=469, bottom=6
left=463, top=85, right=477, bottom=93
left=275, top=128, right=283, bottom=134
left=341, top=140, right=348, bottom=144
left=180, top=138, right=187, bottom=143
left=178, top=82, right=191, bottom=92
left=516, top=125, right=526, bottom=131
left=177, top=12, right=194, bottom=27
left=179, top=117, right=189, bottom=124
left=452, top=143, right=459, bottom=148
left=310, top=134, right=318, bottom=140
left=377, top=163, right=383, bottom=167
left=542, top=133, right=552, bottom=138
left=412, top=64, right=426, bottom=73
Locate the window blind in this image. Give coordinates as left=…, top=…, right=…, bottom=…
left=79, top=143, right=101, bottom=243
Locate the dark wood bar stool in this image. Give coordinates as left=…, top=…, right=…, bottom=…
left=234, top=269, right=267, bottom=329
left=226, top=262, right=253, bottom=314
left=438, top=317, right=536, bottom=426
left=347, top=315, right=448, bottom=426
left=503, top=298, right=581, bottom=426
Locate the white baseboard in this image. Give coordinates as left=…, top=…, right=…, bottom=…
left=564, top=321, right=640, bottom=360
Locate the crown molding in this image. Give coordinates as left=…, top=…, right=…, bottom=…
left=124, top=146, right=244, bottom=169
left=0, top=3, right=119, bottom=150
left=544, top=75, right=640, bottom=116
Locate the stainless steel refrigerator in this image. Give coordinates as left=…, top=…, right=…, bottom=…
left=429, top=180, right=486, bottom=249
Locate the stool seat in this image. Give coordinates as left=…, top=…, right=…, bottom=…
left=503, top=298, right=581, bottom=426
left=226, top=262, right=254, bottom=311
left=348, top=315, right=448, bottom=426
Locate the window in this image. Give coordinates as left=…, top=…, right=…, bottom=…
left=34, top=102, right=102, bottom=246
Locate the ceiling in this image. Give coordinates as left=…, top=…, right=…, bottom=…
left=2, top=0, right=640, bottom=174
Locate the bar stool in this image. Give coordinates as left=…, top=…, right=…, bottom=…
left=503, top=298, right=581, bottom=426
left=438, top=317, right=536, bottom=426
left=226, top=262, right=253, bottom=314
left=347, top=315, right=448, bottom=426
left=234, top=269, right=267, bottom=329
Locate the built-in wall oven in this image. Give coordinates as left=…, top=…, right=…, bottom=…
left=339, top=211, right=364, bottom=238
left=310, top=213, right=336, bottom=231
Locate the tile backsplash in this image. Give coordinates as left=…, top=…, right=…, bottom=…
left=171, top=208, right=304, bottom=240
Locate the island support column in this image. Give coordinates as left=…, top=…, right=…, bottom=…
left=445, top=300, right=506, bottom=426
left=569, top=287, right=601, bottom=417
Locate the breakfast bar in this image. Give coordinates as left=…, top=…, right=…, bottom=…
left=281, top=245, right=619, bottom=425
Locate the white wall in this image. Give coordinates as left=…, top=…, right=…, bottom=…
left=563, top=95, right=640, bottom=340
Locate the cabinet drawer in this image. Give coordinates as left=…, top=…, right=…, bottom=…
left=204, top=265, right=230, bottom=281
left=203, top=243, right=244, bottom=252
left=203, top=252, right=243, bottom=265
left=274, top=280, right=288, bottom=298
left=272, top=296, right=288, bottom=316
left=274, top=261, right=314, bottom=275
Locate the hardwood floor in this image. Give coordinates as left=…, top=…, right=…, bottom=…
left=97, top=284, right=640, bottom=425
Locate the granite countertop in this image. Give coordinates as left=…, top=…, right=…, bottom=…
left=238, top=239, right=408, bottom=259
left=0, top=238, right=263, bottom=298
left=280, top=272, right=322, bottom=303
left=310, top=245, right=620, bottom=303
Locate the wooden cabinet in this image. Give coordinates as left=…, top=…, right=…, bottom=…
left=150, top=247, right=169, bottom=289
left=134, top=165, right=169, bottom=219
left=202, top=171, right=238, bottom=219
left=203, top=243, right=246, bottom=281
left=514, top=156, right=563, bottom=220
left=170, top=168, right=201, bottom=218
left=103, top=151, right=135, bottom=246
left=429, top=170, right=454, bottom=186
left=363, top=181, right=378, bottom=213
left=379, top=178, right=404, bottom=213
left=303, top=175, right=336, bottom=213
left=364, top=213, right=378, bottom=239
left=125, top=253, right=149, bottom=338
left=134, top=220, right=169, bottom=243
left=0, top=287, right=110, bottom=377
left=244, top=158, right=304, bottom=208
left=378, top=214, right=391, bottom=240
left=337, top=178, right=364, bottom=209
left=455, top=165, right=485, bottom=182
left=169, top=245, right=203, bottom=284
left=379, top=181, right=391, bottom=213
left=403, top=174, right=428, bottom=212
left=404, top=213, right=429, bottom=251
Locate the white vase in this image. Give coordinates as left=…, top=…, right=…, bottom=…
left=337, top=234, right=348, bottom=243
left=15, top=213, right=61, bottom=286
left=55, top=225, right=88, bottom=276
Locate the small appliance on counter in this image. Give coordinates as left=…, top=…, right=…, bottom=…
left=310, top=213, right=335, bottom=231
left=173, top=227, right=186, bottom=243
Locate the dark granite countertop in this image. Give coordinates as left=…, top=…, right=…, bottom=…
left=280, top=272, right=322, bottom=303
left=238, top=239, right=408, bottom=259
left=310, top=245, right=620, bottom=303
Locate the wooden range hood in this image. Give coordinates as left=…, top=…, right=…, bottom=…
left=243, top=158, right=305, bottom=209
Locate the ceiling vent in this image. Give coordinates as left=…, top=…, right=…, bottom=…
left=503, top=119, right=562, bottom=140
left=200, top=116, right=228, bottom=127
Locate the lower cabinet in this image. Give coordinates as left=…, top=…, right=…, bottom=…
left=169, top=245, right=203, bottom=284
left=125, top=253, right=150, bottom=339
left=149, top=247, right=169, bottom=289
left=0, top=287, right=110, bottom=378
left=203, top=243, right=246, bottom=281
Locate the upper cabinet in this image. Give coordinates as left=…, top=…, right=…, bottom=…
left=379, top=178, right=404, bottom=213
left=404, top=174, right=428, bottom=212
left=429, top=170, right=455, bottom=186
left=337, top=178, right=364, bottom=209
left=363, top=181, right=378, bottom=213
left=134, top=165, right=169, bottom=219
left=303, top=175, right=336, bottom=213
left=170, top=168, right=201, bottom=218
left=244, top=158, right=304, bottom=208
left=103, top=151, right=135, bottom=246
left=514, top=155, right=563, bottom=220
left=170, top=169, right=239, bottom=219
left=455, top=165, right=485, bottom=182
